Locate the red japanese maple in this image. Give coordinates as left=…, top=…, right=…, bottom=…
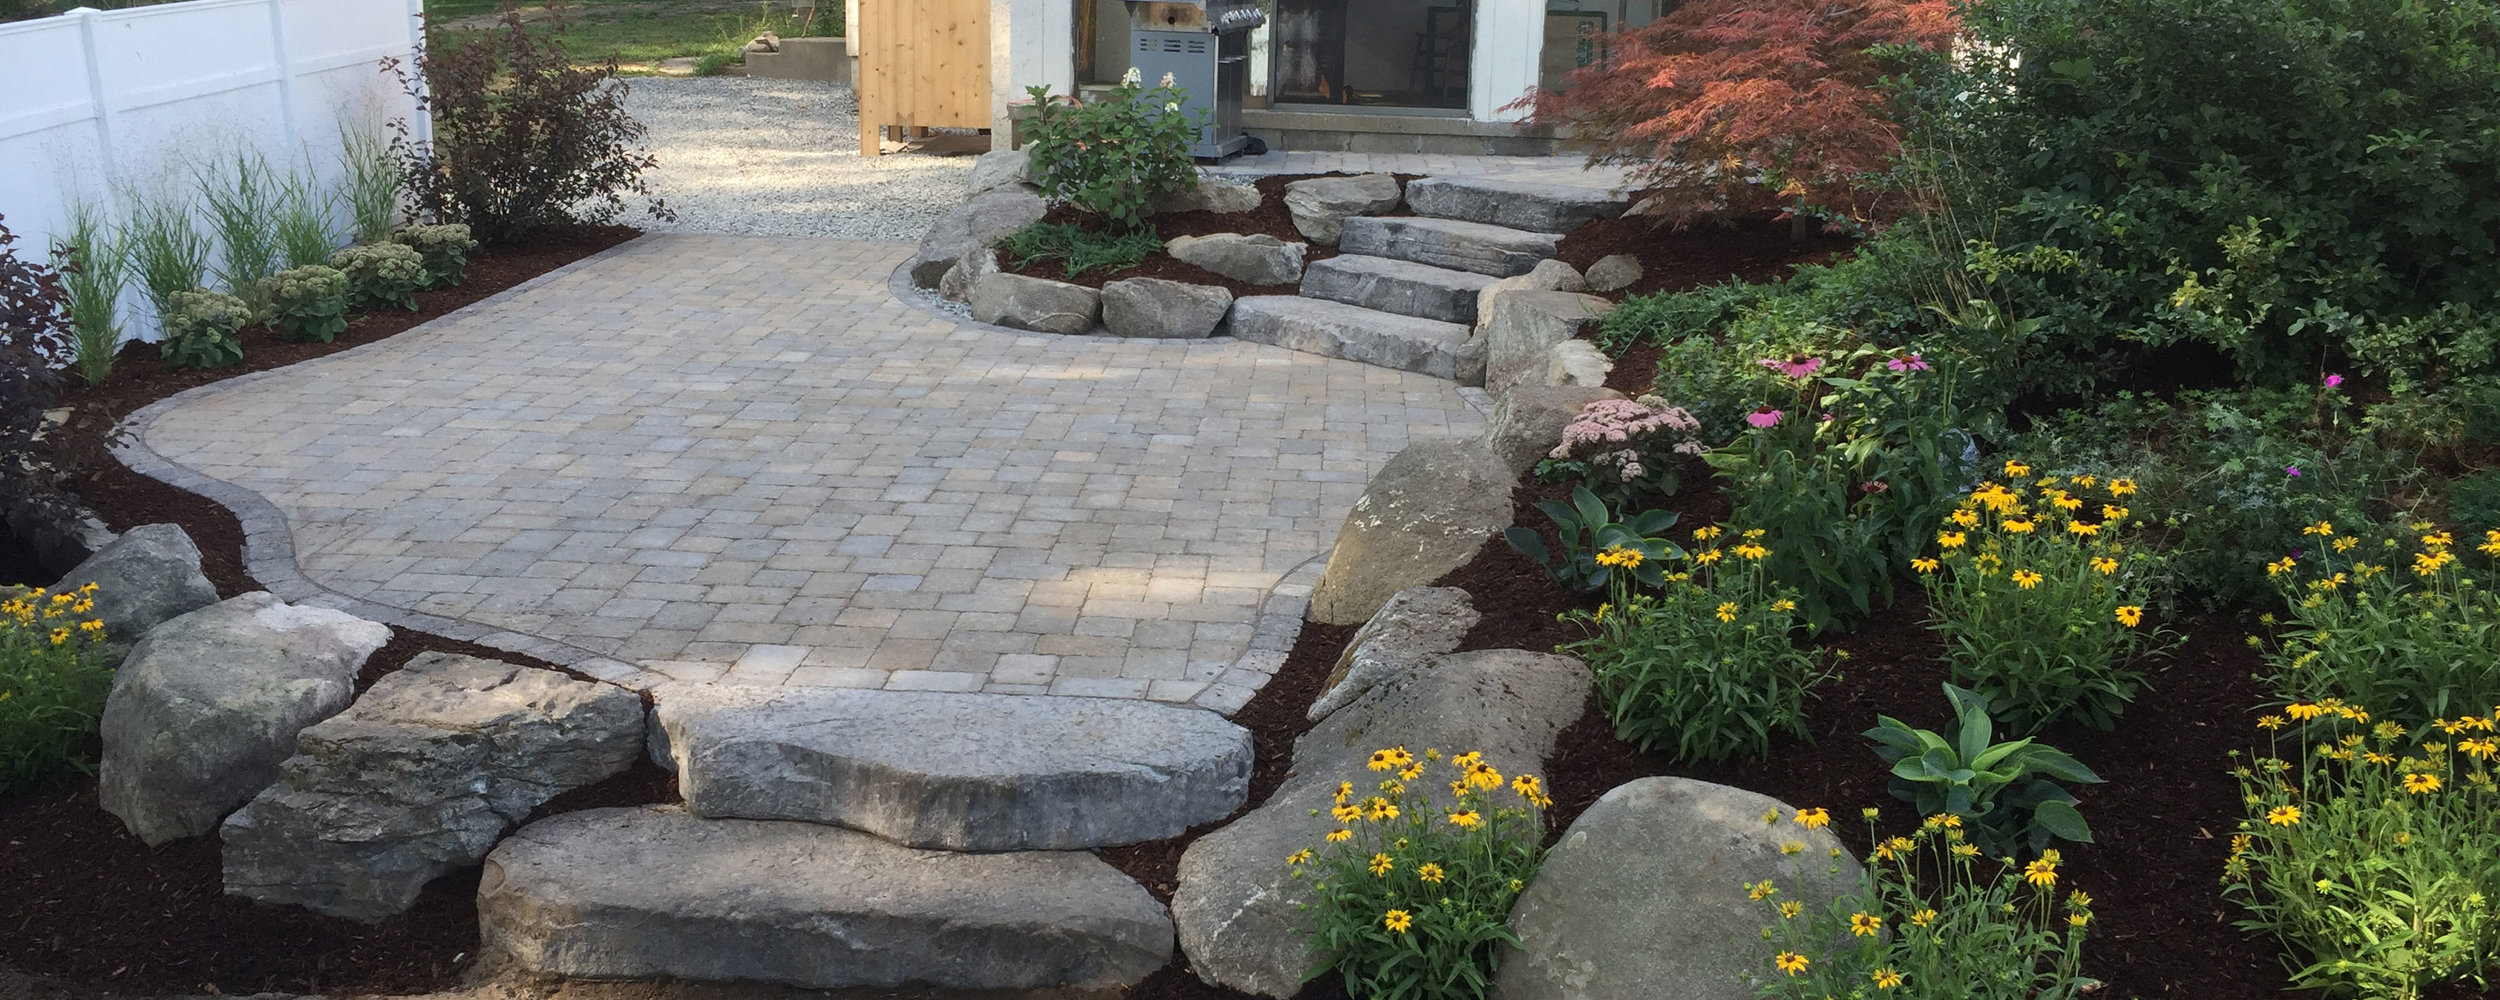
left=1524, top=0, right=1957, bottom=227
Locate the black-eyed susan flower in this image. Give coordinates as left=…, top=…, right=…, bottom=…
left=2115, top=605, right=2144, bottom=627
left=1369, top=853, right=1394, bottom=876
left=2286, top=702, right=2327, bottom=721
left=1872, top=967, right=1904, bottom=989
left=1746, top=879, right=1778, bottom=900
left=1593, top=546, right=1644, bottom=569
left=1286, top=849, right=1313, bottom=866
left=2091, top=556, right=2119, bottom=575
left=2012, top=569, right=2044, bottom=589
left=2024, top=857, right=2059, bottom=888
left=1911, top=557, right=1941, bottom=574
left=1768, top=598, right=1797, bottom=613
left=1715, top=602, right=1738, bottom=622
left=1734, top=543, right=1769, bottom=560
left=2303, top=520, right=2335, bottom=537
left=1793, top=807, right=1830, bottom=829
left=1327, top=828, right=1352, bottom=842
left=1446, top=810, right=1481, bottom=829
left=2405, top=772, right=2442, bottom=794
left=2267, top=805, right=2302, bottom=826
left=1910, top=908, right=1938, bottom=928
left=1774, top=952, right=1809, bottom=976
left=1850, top=912, right=1881, bottom=937
left=2004, top=519, right=2038, bottom=534
left=1417, top=862, right=1444, bottom=884
left=2004, top=460, right=2030, bottom=476
left=1778, top=900, right=1803, bottom=919
left=1512, top=774, right=1543, bottom=799
left=1383, top=909, right=1412, bottom=933
left=2110, top=478, right=2137, bottom=495
left=1938, top=530, right=1967, bottom=548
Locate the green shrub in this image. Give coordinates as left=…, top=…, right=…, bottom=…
left=1501, top=485, right=1684, bottom=594
left=2226, top=708, right=2500, bottom=1000
left=1915, top=466, right=2163, bottom=734
left=52, top=203, right=128, bottom=387
left=995, top=221, right=1161, bottom=278
left=394, top=4, right=671, bottom=244
left=1753, top=811, right=2097, bottom=1000
left=329, top=242, right=426, bottom=312
left=1021, top=72, right=1204, bottom=231
left=2263, top=524, right=2500, bottom=724
left=158, top=288, right=249, bottom=370
left=0, top=585, right=115, bottom=793
left=1561, top=524, right=1834, bottom=764
left=2450, top=471, right=2500, bottom=534
left=1296, top=747, right=1550, bottom=1000
left=1864, top=683, right=2102, bottom=860
left=262, top=265, right=351, bottom=344
left=391, top=223, right=477, bottom=289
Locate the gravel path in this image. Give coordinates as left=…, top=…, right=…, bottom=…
left=621, top=76, right=974, bottom=242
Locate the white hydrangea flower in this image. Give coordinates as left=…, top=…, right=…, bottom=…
left=1122, top=66, right=1141, bottom=85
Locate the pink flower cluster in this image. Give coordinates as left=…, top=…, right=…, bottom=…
left=1551, top=397, right=1704, bottom=482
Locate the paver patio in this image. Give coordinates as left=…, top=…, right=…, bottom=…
left=126, top=234, right=1484, bottom=711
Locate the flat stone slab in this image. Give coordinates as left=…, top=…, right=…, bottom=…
left=1228, top=295, right=1469, bottom=379
left=1338, top=216, right=1559, bottom=277
left=653, top=684, right=1251, bottom=850
left=1300, top=254, right=1497, bottom=325
left=1403, top=176, right=1631, bottom=234
left=480, top=805, right=1174, bottom=991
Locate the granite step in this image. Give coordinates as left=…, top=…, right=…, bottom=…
left=1228, top=295, right=1470, bottom=379
left=1338, top=216, right=1559, bottom=278
left=1300, top=254, right=1499, bottom=325
left=479, top=805, right=1174, bottom=991
left=649, top=684, right=1252, bottom=851
left=1404, top=175, right=1632, bottom=234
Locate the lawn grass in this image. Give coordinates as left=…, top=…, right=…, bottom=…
left=421, top=0, right=842, bottom=73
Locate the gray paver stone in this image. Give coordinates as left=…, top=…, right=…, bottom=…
left=653, top=683, right=1251, bottom=849
left=479, top=805, right=1174, bottom=991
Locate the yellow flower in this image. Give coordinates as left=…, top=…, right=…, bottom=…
left=2102, top=504, right=2130, bottom=521
left=1364, top=797, right=1400, bottom=822
left=1850, top=912, right=1882, bottom=937
left=1779, top=840, right=1804, bottom=855
left=2460, top=737, right=2496, bottom=760
left=1794, top=807, right=1830, bottom=830
left=2480, top=529, right=2500, bottom=557
left=2012, top=569, right=2043, bottom=589
left=1733, top=543, right=1769, bottom=561
left=2310, top=572, right=2347, bottom=592
left=1911, top=557, right=1941, bottom=574
left=2024, top=857, right=2059, bottom=888
left=2004, top=460, right=2031, bottom=476
left=1743, top=528, right=1765, bottom=540
left=1779, top=900, right=1804, bottom=919
left=2091, top=556, right=2119, bottom=575
left=1695, top=548, right=1724, bottom=566
left=2003, top=519, right=2037, bottom=534
left=2053, top=494, right=2085, bottom=513
left=1327, top=828, right=1352, bottom=842
left=2286, top=702, right=2327, bottom=721
left=2415, top=549, right=2456, bottom=576
left=1774, top=952, right=1810, bottom=976
left=1951, top=508, right=1980, bottom=528
left=48, top=628, right=69, bottom=646
left=1747, top=879, right=1779, bottom=900
left=2069, top=890, right=2093, bottom=908
left=2065, top=520, right=2100, bottom=537
left=1715, top=602, right=1738, bottom=623
left=1336, top=781, right=1354, bottom=805
left=2302, top=520, right=2335, bottom=537
left=1287, top=849, right=1313, bottom=866
left=1938, top=530, right=1967, bottom=549
left=2267, top=805, right=2301, bottom=826
left=1872, top=967, right=1905, bottom=989
left=2109, top=478, right=2137, bottom=496
left=1447, top=810, right=1481, bottom=829
left=2267, top=557, right=2297, bottom=577
left=1332, top=804, right=1361, bottom=822
left=1910, top=908, right=1938, bottom=928
left=1594, top=546, right=1644, bottom=569
left=1769, top=598, right=1797, bottom=612
left=2069, top=912, right=2091, bottom=928
left=1369, top=853, right=1394, bottom=876
left=1418, top=862, right=1444, bottom=884
left=1384, top=909, right=1412, bottom=934
left=2257, top=714, right=2286, bottom=730
left=2072, top=474, right=2097, bottom=487
left=2364, top=751, right=2395, bottom=765
left=1512, top=774, right=1544, bottom=799
left=1950, top=842, right=1980, bottom=858
left=1465, top=760, right=1504, bottom=791
left=2424, top=531, right=2454, bottom=549
left=1693, top=526, right=1723, bottom=541
left=2405, top=772, right=2441, bottom=794
left=1399, top=762, right=1424, bottom=781
left=2336, top=536, right=2360, bottom=553
left=2115, top=605, right=2144, bottom=627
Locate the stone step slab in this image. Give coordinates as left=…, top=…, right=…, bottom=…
left=1403, top=176, right=1632, bottom=234
left=479, top=805, right=1174, bottom=991
left=1299, top=254, right=1498, bottom=325
left=1227, top=295, right=1469, bottom=379
left=1338, top=216, right=1559, bottom=277
left=652, top=684, right=1251, bottom=851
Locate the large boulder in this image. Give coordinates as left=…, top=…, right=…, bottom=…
left=1494, top=777, right=1864, bottom=1000
left=1486, top=385, right=1625, bottom=475
left=1150, top=176, right=1263, bottom=215
left=1171, top=649, right=1592, bottom=997
left=936, top=247, right=999, bottom=304
left=98, top=593, right=392, bottom=845
left=1306, top=585, right=1478, bottom=722
left=1544, top=340, right=1614, bottom=389
left=1308, top=439, right=1513, bottom=626
left=1102, top=277, right=1233, bottom=339
left=1282, top=173, right=1403, bottom=246
left=52, top=522, right=218, bottom=644
left=480, top=805, right=1174, bottom=991
left=220, top=652, right=645, bottom=922
left=652, top=685, right=1250, bottom=850
left=969, top=272, right=1102, bottom=336
left=964, top=147, right=1035, bottom=198
left=909, top=187, right=1047, bottom=287
left=1583, top=253, right=1644, bottom=294
left=1474, top=260, right=1588, bottom=334
left=1484, top=290, right=1612, bottom=399
left=1166, top=233, right=1307, bottom=286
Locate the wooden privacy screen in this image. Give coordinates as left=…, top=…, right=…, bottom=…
left=857, top=0, right=993, bottom=155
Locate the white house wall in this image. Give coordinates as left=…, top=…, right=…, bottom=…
left=994, top=0, right=1075, bottom=136
left=1471, top=0, right=1539, bottom=122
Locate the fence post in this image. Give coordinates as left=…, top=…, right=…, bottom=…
left=71, top=7, right=118, bottom=191
left=405, top=0, right=431, bottom=149
left=266, top=0, right=303, bottom=154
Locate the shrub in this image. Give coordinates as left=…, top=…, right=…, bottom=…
left=1296, top=747, right=1550, bottom=999
left=329, top=243, right=426, bottom=312
left=1560, top=524, right=1835, bottom=764
left=1534, top=396, right=1703, bottom=512
left=2225, top=708, right=2500, bottom=1000
left=262, top=265, right=351, bottom=344
left=158, top=288, right=249, bottom=370
left=391, top=223, right=477, bottom=289
left=1501, top=485, right=1683, bottom=594
left=1865, top=683, right=2102, bottom=860
left=1521, top=0, right=1955, bottom=226
left=0, top=585, right=115, bottom=792
left=995, top=221, right=1162, bottom=278
left=2263, top=524, right=2500, bottom=723
left=1914, top=464, right=2164, bottom=733
left=392, top=4, right=670, bottom=245
left=52, top=202, right=128, bottom=386
left=1753, top=810, right=2096, bottom=999
left=199, top=151, right=281, bottom=312
left=0, top=215, right=74, bottom=523
left=1021, top=71, right=1204, bottom=231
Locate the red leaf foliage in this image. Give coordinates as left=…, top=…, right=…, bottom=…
left=1524, top=0, right=1957, bottom=226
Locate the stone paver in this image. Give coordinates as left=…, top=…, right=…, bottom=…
left=129, top=235, right=1482, bottom=709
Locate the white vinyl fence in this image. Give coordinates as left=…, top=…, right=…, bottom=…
left=0, top=0, right=425, bottom=340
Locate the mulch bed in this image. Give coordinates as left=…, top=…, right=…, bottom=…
left=1000, top=173, right=1419, bottom=298
left=1552, top=209, right=1857, bottom=299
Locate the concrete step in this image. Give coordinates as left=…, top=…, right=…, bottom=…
left=1229, top=295, right=1470, bottom=379
left=1404, top=175, right=1632, bottom=234
left=479, top=805, right=1174, bottom=991
left=1338, top=216, right=1559, bottom=278
left=1300, top=254, right=1499, bottom=325
left=650, top=684, right=1251, bottom=851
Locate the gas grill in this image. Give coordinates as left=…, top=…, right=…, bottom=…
left=1125, top=0, right=1266, bottom=159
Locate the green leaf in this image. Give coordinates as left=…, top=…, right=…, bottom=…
left=2031, top=798, right=2093, bottom=843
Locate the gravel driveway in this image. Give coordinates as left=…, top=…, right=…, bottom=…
left=620, top=76, right=974, bottom=242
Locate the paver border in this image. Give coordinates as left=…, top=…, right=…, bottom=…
left=105, top=235, right=1329, bottom=715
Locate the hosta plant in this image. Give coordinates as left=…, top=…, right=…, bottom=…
left=392, top=223, right=476, bottom=288
left=262, top=265, right=351, bottom=343
left=158, top=289, right=249, bottom=370
left=1502, top=485, right=1684, bottom=593
left=1296, top=747, right=1551, bottom=1000
left=1865, top=683, right=2102, bottom=860
left=328, top=242, right=426, bottom=312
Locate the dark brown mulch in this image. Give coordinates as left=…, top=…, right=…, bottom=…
left=1002, top=173, right=1420, bottom=298
left=1553, top=210, right=1856, bottom=299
